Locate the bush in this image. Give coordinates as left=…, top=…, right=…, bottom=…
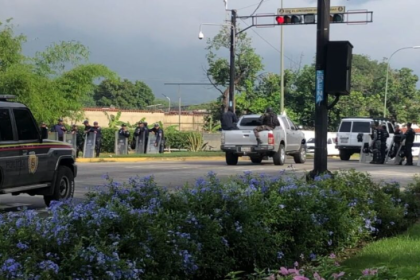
left=0, top=171, right=418, bottom=279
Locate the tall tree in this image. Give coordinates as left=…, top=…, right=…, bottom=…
left=0, top=19, right=117, bottom=124
left=205, top=26, right=264, bottom=112
left=93, top=79, right=154, bottom=109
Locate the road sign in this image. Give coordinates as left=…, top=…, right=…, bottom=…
left=316, top=70, right=324, bottom=105
left=278, top=6, right=345, bottom=15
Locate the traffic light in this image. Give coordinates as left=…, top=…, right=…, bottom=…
left=275, top=13, right=345, bottom=25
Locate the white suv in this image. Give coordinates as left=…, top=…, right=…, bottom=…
left=336, top=118, right=395, bottom=160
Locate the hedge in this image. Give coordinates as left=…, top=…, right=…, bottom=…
left=0, top=171, right=419, bottom=279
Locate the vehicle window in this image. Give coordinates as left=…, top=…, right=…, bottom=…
left=339, top=121, right=351, bottom=132
left=281, top=117, right=290, bottom=129
left=288, top=118, right=296, bottom=130
left=13, top=109, right=39, bottom=141
left=327, top=138, right=333, bottom=144
left=0, top=109, right=14, bottom=141
left=239, top=117, right=262, bottom=126
left=387, top=123, right=394, bottom=134
left=307, top=138, right=315, bottom=143
left=351, top=121, right=370, bottom=133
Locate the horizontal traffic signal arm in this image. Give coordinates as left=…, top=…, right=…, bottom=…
left=236, top=11, right=372, bottom=30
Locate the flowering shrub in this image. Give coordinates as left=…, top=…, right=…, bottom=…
left=0, top=170, right=418, bottom=279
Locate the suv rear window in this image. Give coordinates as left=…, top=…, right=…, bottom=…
left=352, top=121, right=370, bottom=133
left=239, top=117, right=262, bottom=126
left=339, top=121, right=351, bottom=132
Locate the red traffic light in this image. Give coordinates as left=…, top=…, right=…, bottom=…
left=276, top=16, right=285, bottom=24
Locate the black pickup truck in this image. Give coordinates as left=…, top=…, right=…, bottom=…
left=0, top=95, right=77, bottom=206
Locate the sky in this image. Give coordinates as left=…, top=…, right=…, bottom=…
left=1, top=0, right=420, bottom=106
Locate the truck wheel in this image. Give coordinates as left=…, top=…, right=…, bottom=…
left=339, top=150, right=351, bottom=161
left=226, top=152, right=238, bottom=165
left=273, top=144, right=285, bottom=166
left=294, top=145, right=307, bottom=164
left=44, top=166, right=75, bottom=207
left=250, top=157, right=263, bottom=164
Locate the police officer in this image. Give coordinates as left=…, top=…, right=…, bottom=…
left=389, top=125, right=402, bottom=159
left=150, top=123, right=164, bottom=153
left=51, top=118, right=67, bottom=141
left=133, top=121, right=145, bottom=150
left=403, top=122, right=415, bottom=166
left=380, top=124, right=389, bottom=163
left=221, top=107, right=238, bottom=130
left=84, top=121, right=102, bottom=157
left=40, top=122, right=49, bottom=139
left=119, top=123, right=130, bottom=138
left=253, top=107, right=279, bottom=146
left=71, top=125, right=84, bottom=158
left=370, top=122, right=382, bottom=164
left=144, top=122, right=150, bottom=153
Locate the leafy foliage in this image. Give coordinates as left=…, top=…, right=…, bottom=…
left=93, top=79, right=154, bottom=109
left=0, top=171, right=418, bottom=279
left=0, top=20, right=117, bottom=124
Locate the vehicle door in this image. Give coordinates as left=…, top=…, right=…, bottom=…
left=287, top=117, right=301, bottom=150
left=386, top=122, right=395, bottom=149
left=0, top=108, right=20, bottom=189
left=337, top=121, right=352, bottom=146
left=12, top=108, right=51, bottom=186
left=280, top=116, right=295, bottom=151
left=350, top=121, right=371, bottom=146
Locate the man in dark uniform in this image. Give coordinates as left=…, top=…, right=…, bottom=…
left=119, top=124, right=130, bottom=138
left=133, top=121, right=145, bottom=150
left=253, top=107, right=279, bottom=146
left=144, top=122, right=150, bottom=153
left=71, top=125, right=84, bottom=158
left=370, top=122, right=384, bottom=164
left=150, top=123, right=164, bottom=153
left=51, top=118, right=67, bottom=141
left=40, top=122, right=49, bottom=139
left=221, top=107, right=238, bottom=130
left=380, top=124, right=389, bottom=163
left=92, top=121, right=102, bottom=157
left=403, top=122, right=415, bottom=166
left=389, top=125, right=402, bottom=159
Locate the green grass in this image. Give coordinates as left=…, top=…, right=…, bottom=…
left=342, top=223, right=420, bottom=279
left=98, top=151, right=225, bottom=158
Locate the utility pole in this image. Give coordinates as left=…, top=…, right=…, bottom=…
left=280, top=0, right=284, bottom=114
left=311, top=0, right=330, bottom=177
left=177, top=85, right=181, bottom=130
left=229, top=9, right=237, bottom=113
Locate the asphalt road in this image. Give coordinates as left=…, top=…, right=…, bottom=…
left=1, top=157, right=420, bottom=212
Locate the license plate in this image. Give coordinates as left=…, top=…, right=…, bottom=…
left=241, top=147, right=251, bottom=152
left=341, top=139, right=348, bottom=143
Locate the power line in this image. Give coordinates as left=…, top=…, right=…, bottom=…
left=237, top=0, right=272, bottom=11
left=249, top=0, right=265, bottom=16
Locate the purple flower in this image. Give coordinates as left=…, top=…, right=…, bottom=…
left=277, top=251, right=285, bottom=259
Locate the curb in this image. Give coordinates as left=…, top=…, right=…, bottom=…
left=76, top=156, right=227, bottom=163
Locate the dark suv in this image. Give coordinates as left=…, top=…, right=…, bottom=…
left=0, top=95, right=77, bottom=206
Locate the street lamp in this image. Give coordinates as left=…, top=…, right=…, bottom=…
left=383, top=46, right=420, bottom=118
left=162, top=94, right=171, bottom=112
left=280, top=0, right=285, bottom=115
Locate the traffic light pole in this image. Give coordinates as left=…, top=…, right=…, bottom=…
left=229, top=10, right=237, bottom=113
left=310, top=0, right=330, bottom=178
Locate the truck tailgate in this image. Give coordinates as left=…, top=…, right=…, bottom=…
left=224, top=129, right=267, bottom=146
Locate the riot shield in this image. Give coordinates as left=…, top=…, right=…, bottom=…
left=115, top=131, right=128, bottom=155
left=147, top=135, right=161, bottom=154
left=359, top=133, right=373, bottom=163
left=83, top=133, right=97, bottom=158
left=64, top=132, right=77, bottom=150
left=135, top=132, right=146, bottom=154
left=48, top=132, right=58, bottom=141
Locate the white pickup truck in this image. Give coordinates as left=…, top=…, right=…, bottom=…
left=220, top=114, right=307, bottom=165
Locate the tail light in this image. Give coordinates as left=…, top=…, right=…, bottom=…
left=334, top=137, right=338, bottom=144
left=268, top=132, right=274, bottom=145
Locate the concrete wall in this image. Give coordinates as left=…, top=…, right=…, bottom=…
left=203, top=133, right=222, bottom=151
left=65, top=108, right=206, bottom=131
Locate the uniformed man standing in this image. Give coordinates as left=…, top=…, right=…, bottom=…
left=92, top=121, right=102, bottom=157
left=370, top=122, right=382, bottom=164
left=380, top=124, right=389, bottom=163
left=403, top=122, right=415, bottom=166
left=71, top=125, right=84, bottom=158
left=144, top=122, right=150, bottom=153
left=119, top=124, right=130, bottom=138
left=150, top=123, right=164, bottom=153
left=51, top=118, right=67, bottom=141
left=253, top=107, right=280, bottom=146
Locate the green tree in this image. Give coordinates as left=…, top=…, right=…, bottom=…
left=93, top=79, right=154, bottom=109
left=0, top=19, right=116, bottom=124
left=206, top=26, right=264, bottom=112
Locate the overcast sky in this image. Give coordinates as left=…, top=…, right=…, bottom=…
left=1, top=0, right=419, bottom=105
